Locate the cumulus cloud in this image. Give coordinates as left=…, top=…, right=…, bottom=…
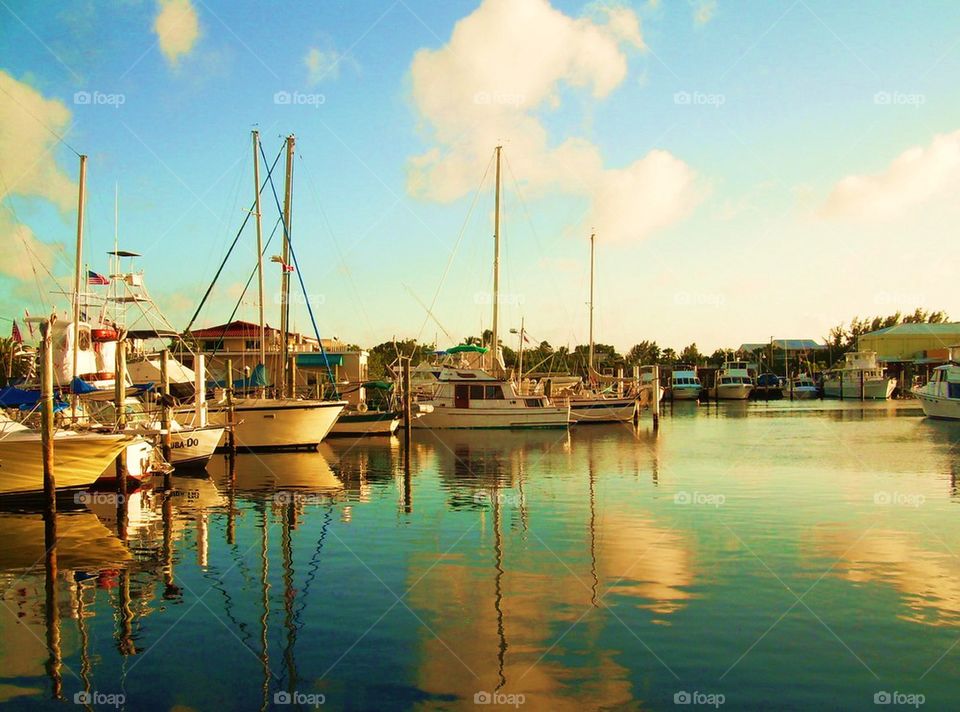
left=154, top=0, right=201, bottom=67
left=0, top=71, right=74, bottom=284
left=305, top=47, right=343, bottom=84
left=821, top=129, right=960, bottom=220
left=407, top=0, right=701, bottom=243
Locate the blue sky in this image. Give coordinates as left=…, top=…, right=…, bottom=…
left=2, top=0, right=959, bottom=352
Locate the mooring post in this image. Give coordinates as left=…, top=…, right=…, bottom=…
left=115, top=336, right=128, bottom=537
left=652, top=365, right=660, bottom=430
left=226, top=359, right=236, bottom=454
left=41, top=316, right=57, bottom=520
left=160, top=349, right=172, bottom=463
left=402, top=358, right=412, bottom=444
left=860, top=370, right=865, bottom=402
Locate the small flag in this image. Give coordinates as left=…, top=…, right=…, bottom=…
left=87, top=270, right=110, bottom=285
left=11, top=320, right=22, bottom=344
left=270, top=256, right=295, bottom=273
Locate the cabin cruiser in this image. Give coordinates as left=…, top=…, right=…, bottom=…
left=413, top=367, right=570, bottom=429
left=823, top=351, right=896, bottom=400
left=912, top=347, right=960, bottom=419
left=709, top=361, right=754, bottom=400
left=670, top=366, right=702, bottom=400
left=785, top=374, right=819, bottom=399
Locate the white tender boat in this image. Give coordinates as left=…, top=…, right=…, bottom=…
left=413, top=368, right=570, bottom=429
left=0, top=416, right=140, bottom=496
left=912, top=348, right=960, bottom=420
left=786, top=374, right=819, bottom=399
left=329, top=409, right=401, bottom=437
left=670, top=367, right=702, bottom=400
left=710, top=361, right=754, bottom=400
left=823, top=351, right=896, bottom=400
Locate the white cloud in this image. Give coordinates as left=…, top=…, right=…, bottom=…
left=821, top=129, right=960, bottom=220
left=407, top=0, right=701, bottom=243
left=154, top=0, right=201, bottom=67
left=693, top=0, right=717, bottom=26
left=0, top=212, right=63, bottom=282
left=304, top=47, right=343, bottom=84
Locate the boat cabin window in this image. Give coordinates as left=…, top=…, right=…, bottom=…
left=485, top=385, right=504, bottom=399
left=469, top=385, right=485, bottom=400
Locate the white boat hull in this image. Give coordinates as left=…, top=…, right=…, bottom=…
left=567, top=397, right=636, bottom=423
left=208, top=398, right=346, bottom=450
left=671, top=386, right=701, bottom=401
left=913, top=389, right=960, bottom=420
left=711, top=384, right=753, bottom=400
left=0, top=433, right=136, bottom=495
left=786, top=386, right=819, bottom=399
left=823, top=377, right=896, bottom=400
left=329, top=411, right=400, bottom=437
left=168, top=425, right=225, bottom=466
left=412, top=404, right=570, bottom=429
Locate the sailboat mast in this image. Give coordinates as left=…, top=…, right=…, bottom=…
left=491, top=145, right=502, bottom=372
left=588, top=231, right=595, bottom=373
left=71, top=154, right=87, bottom=417
left=280, top=134, right=295, bottom=397
left=252, top=130, right=267, bottom=371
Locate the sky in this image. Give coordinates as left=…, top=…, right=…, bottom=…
left=1, top=0, right=959, bottom=354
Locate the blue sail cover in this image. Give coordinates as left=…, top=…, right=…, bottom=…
left=0, top=386, right=68, bottom=412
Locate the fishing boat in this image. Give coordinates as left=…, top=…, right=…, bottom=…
left=912, top=347, right=960, bottom=419
left=669, top=366, right=702, bottom=400
left=785, top=373, right=819, bottom=399
left=413, top=366, right=570, bottom=429
left=709, top=360, right=754, bottom=400
left=0, top=415, right=139, bottom=496
left=823, top=351, right=896, bottom=400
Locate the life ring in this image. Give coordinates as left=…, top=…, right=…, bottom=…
left=91, top=328, right=119, bottom=343
left=357, top=402, right=368, bottom=413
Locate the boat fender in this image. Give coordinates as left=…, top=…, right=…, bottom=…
left=357, top=402, right=368, bottom=413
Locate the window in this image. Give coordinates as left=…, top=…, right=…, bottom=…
left=470, top=385, right=485, bottom=400
left=203, top=340, right=219, bottom=351
left=485, top=385, right=503, bottom=399
left=245, top=340, right=259, bottom=350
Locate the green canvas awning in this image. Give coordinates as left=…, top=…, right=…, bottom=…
left=447, top=344, right=488, bottom=354
left=296, top=353, right=344, bottom=368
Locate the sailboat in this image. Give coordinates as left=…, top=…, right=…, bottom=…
left=412, top=147, right=569, bottom=430
left=205, top=132, right=345, bottom=449
left=559, top=232, right=637, bottom=423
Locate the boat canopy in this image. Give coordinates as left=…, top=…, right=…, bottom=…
left=0, top=386, right=69, bottom=412
left=447, top=344, right=488, bottom=354
left=363, top=380, right=393, bottom=390
left=296, top=353, right=344, bottom=368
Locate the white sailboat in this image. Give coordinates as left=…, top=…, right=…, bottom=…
left=912, top=346, right=960, bottom=419
left=823, top=351, right=896, bottom=400
left=211, top=132, right=345, bottom=449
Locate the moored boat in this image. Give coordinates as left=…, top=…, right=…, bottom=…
left=709, top=360, right=754, bottom=400
left=823, top=351, right=896, bottom=400
left=670, top=366, right=702, bottom=400
left=912, top=347, right=960, bottom=419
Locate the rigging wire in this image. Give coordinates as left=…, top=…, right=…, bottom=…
left=0, top=82, right=82, bottom=158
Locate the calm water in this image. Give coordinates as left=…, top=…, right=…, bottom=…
left=2, top=401, right=959, bottom=711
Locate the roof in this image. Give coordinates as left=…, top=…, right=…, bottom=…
left=189, top=320, right=278, bottom=338
left=862, top=322, right=960, bottom=337
left=739, top=340, right=826, bottom=352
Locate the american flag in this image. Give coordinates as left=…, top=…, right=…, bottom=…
left=87, top=270, right=110, bottom=285
left=270, top=256, right=295, bottom=273
left=10, top=320, right=22, bottom=344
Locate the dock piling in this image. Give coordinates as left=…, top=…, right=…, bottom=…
left=226, top=359, right=236, bottom=454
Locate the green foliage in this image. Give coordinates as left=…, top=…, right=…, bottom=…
left=826, top=309, right=950, bottom=354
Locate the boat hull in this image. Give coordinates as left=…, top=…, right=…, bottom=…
left=567, top=397, right=636, bottom=423
left=0, top=434, right=135, bottom=496
left=710, top=384, right=753, bottom=400
left=913, top=390, right=960, bottom=420
left=412, top=404, right=570, bottom=429
left=671, top=387, right=701, bottom=401
left=328, top=411, right=400, bottom=437
left=208, top=399, right=345, bottom=450
left=786, top=386, right=819, bottom=399
left=169, top=425, right=226, bottom=466
left=823, top=378, right=896, bottom=400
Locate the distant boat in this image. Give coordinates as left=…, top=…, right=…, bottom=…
left=413, top=366, right=570, bottom=429
left=823, top=351, right=896, bottom=400
left=754, top=372, right=783, bottom=399
left=0, top=416, right=139, bottom=496
left=709, top=360, right=754, bottom=400
left=785, top=373, right=819, bottom=399
left=669, top=365, right=702, bottom=400
left=912, top=347, right=960, bottom=419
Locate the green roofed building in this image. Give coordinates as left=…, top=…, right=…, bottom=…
left=858, top=322, right=960, bottom=364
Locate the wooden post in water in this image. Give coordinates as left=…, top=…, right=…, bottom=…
left=41, top=316, right=56, bottom=506
left=616, top=368, right=623, bottom=397
left=160, top=349, right=172, bottom=462
left=226, top=359, right=236, bottom=454
left=652, top=365, right=660, bottom=430
left=860, top=370, right=865, bottom=402
left=632, top=365, right=640, bottom=423
left=114, top=336, right=128, bottom=537
left=402, top=358, right=412, bottom=444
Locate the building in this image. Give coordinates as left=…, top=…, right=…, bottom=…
left=857, top=322, right=960, bottom=390
left=737, top=339, right=828, bottom=376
